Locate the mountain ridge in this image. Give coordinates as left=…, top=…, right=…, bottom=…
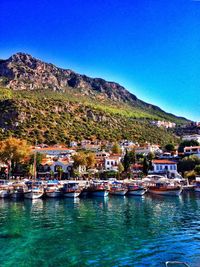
left=0, top=52, right=188, bottom=123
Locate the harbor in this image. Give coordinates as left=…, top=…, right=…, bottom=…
left=0, top=191, right=200, bottom=266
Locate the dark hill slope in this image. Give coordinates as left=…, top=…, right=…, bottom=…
left=0, top=52, right=188, bottom=124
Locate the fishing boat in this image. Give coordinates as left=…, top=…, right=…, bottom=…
left=88, top=181, right=109, bottom=197
left=45, top=180, right=63, bottom=198
left=148, top=182, right=182, bottom=196
left=0, top=181, right=10, bottom=198
left=62, top=182, right=81, bottom=198
left=194, top=178, right=200, bottom=192
left=109, top=181, right=127, bottom=196
left=127, top=183, right=147, bottom=196
left=24, top=182, right=44, bottom=199
left=9, top=183, right=25, bottom=199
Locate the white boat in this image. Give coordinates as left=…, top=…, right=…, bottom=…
left=0, top=184, right=10, bottom=198
left=45, top=180, right=63, bottom=198
left=127, top=187, right=147, bottom=196
left=127, top=182, right=147, bottom=196
left=62, top=182, right=81, bottom=198
left=0, top=189, right=10, bottom=198
left=24, top=188, right=44, bottom=199
left=45, top=187, right=63, bottom=198
left=109, top=182, right=127, bottom=196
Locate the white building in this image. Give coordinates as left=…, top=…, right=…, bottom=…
left=182, top=134, right=200, bottom=143
left=135, top=144, right=162, bottom=156
left=151, top=160, right=177, bottom=173
left=33, top=147, right=76, bottom=158
left=184, top=146, right=200, bottom=158
left=38, top=158, right=73, bottom=179
left=151, top=121, right=176, bottom=128
left=105, top=155, right=122, bottom=171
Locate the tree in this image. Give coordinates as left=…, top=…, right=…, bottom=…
left=194, top=165, right=200, bottom=175
left=123, top=150, right=131, bottom=172
left=86, top=153, right=96, bottom=169
left=118, top=162, right=124, bottom=174
left=142, top=156, right=149, bottom=176
left=0, top=137, right=31, bottom=178
left=57, top=166, right=64, bottom=180
left=29, top=152, right=44, bottom=170
left=123, top=149, right=136, bottom=172
left=165, top=143, right=175, bottom=152
left=147, top=152, right=155, bottom=161
left=111, top=142, right=121, bottom=154
left=72, top=152, right=87, bottom=168
left=178, top=155, right=200, bottom=176
left=49, top=170, right=54, bottom=179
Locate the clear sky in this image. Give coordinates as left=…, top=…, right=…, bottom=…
left=0, top=0, right=200, bottom=121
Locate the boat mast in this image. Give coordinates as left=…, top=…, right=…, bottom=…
left=33, top=141, right=37, bottom=180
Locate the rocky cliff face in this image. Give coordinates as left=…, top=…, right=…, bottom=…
left=0, top=52, right=161, bottom=110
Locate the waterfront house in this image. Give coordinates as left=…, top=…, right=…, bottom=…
left=105, top=155, right=122, bottom=171
left=184, top=146, right=200, bottom=158
left=38, top=158, right=73, bottom=179
left=150, top=159, right=178, bottom=178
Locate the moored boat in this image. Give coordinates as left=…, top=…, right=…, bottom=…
left=62, top=182, right=81, bottom=198
left=88, top=181, right=109, bottom=197
left=0, top=186, right=10, bottom=198
left=148, top=182, right=182, bottom=196
left=9, top=184, right=25, bottom=199
left=24, top=182, right=44, bottom=199
left=127, top=183, right=147, bottom=196
left=0, top=181, right=10, bottom=198
left=109, top=181, right=127, bottom=196
left=45, top=180, right=63, bottom=198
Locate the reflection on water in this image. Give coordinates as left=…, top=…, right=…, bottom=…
left=0, top=193, right=200, bottom=266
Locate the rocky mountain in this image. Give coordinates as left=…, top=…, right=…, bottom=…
left=0, top=52, right=189, bottom=145
left=0, top=53, right=187, bottom=121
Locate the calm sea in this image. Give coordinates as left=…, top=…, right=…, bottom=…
left=0, top=193, right=200, bottom=267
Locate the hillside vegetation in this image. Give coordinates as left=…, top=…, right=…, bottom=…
left=0, top=88, right=180, bottom=146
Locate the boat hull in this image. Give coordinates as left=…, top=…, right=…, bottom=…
left=24, top=191, right=43, bottom=199
left=45, top=191, right=63, bottom=198
left=10, top=192, right=24, bottom=199
left=0, top=190, right=10, bottom=198
left=63, top=191, right=80, bottom=198
left=109, top=190, right=127, bottom=196
left=91, top=190, right=109, bottom=197
left=127, top=189, right=146, bottom=196
left=148, top=187, right=182, bottom=196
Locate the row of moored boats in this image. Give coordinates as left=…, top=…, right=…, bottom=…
left=0, top=178, right=198, bottom=199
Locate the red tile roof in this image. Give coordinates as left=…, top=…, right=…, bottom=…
left=152, top=160, right=177, bottom=164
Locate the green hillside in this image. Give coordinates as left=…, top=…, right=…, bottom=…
left=0, top=88, right=181, bottom=146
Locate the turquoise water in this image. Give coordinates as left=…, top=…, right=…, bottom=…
left=0, top=194, right=200, bottom=267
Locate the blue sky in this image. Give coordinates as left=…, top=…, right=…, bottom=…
left=0, top=0, right=200, bottom=121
